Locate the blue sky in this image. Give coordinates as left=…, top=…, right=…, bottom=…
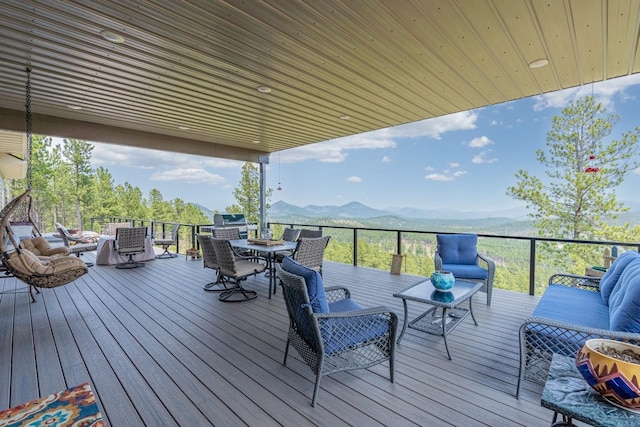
left=78, top=74, right=640, bottom=214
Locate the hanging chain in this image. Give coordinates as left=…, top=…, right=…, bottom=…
left=25, top=67, right=32, bottom=191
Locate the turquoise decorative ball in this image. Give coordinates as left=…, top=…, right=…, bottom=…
left=430, top=270, right=455, bottom=290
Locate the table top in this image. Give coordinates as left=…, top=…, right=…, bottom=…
left=541, top=354, right=640, bottom=427
left=393, top=279, right=483, bottom=308
left=229, top=238, right=297, bottom=253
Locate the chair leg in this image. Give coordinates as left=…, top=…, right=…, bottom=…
left=311, top=374, right=323, bottom=407
left=155, top=245, right=177, bottom=259
left=203, top=271, right=230, bottom=292
left=218, top=280, right=258, bottom=302
left=116, top=254, right=145, bottom=269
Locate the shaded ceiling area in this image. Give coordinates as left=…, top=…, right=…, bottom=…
left=1, top=0, right=639, bottom=165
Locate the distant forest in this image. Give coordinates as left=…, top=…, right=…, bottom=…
left=269, top=214, right=627, bottom=296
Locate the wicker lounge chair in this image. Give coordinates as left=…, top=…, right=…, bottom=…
left=276, top=258, right=397, bottom=406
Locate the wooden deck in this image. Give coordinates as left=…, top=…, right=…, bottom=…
left=0, top=253, right=561, bottom=426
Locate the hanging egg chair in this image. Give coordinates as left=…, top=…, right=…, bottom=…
left=0, top=69, right=88, bottom=302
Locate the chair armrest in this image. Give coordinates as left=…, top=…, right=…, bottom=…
left=477, top=253, right=495, bottom=272
left=548, top=273, right=601, bottom=291
left=316, top=305, right=397, bottom=319
left=233, top=252, right=267, bottom=264
left=434, top=251, right=443, bottom=271
left=324, top=286, right=351, bottom=302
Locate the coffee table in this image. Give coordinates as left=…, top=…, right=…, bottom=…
left=393, top=278, right=483, bottom=360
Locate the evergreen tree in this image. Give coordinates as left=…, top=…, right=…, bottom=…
left=61, top=138, right=94, bottom=230
left=225, top=162, right=272, bottom=225
left=507, top=96, right=640, bottom=269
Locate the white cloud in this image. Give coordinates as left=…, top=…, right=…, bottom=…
left=382, top=156, right=391, bottom=163
left=472, top=151, right=498, bottom=164
left=468, top=136, right=493, bottom=148
left=91, top=142, right=240, bottom=170
left=425, top=169, right=468, bottom=181
left=490, top=120, right=498, bottom=126
left=533, top=74, right=640, bottom=111
left=381, top=110, right=478, bottom=140
left=425, top=173, right=454, bottom=181
left=346, top=176, right=362, bottom=183
left=449, top=162, right=460, bottom=168
left=281, top=137, right=394, bottom=163
left=282, top=110, right=478, bottom=163
left=150, top=168, right=226, bottom=184
left=425, top=166, right=435, bottom=171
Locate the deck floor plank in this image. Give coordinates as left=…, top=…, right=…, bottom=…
left=0, top=253, right=571, bottom=426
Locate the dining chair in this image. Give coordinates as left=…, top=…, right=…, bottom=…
left=213, top=227, right=242, bottom=240
left=210, top=238, right=267, bottom=302
left=114, top=227, right=148, bottom=269
left=196, top=234, right=230, bottom=292
left=292, top=235, right=331, bottom=276
left=154, top=223, right=180, bottom=258
left=298, top=229, right=322, bottom=239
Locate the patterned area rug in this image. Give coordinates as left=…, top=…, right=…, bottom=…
left=0, top=382, right=104, bottom=427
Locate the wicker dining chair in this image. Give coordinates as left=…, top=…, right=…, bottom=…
left=210, top=238, right=266, bottom=302
left=292, top=235, right=331, bottom=276
left=114, top=227, right=148, bottom=269
left=197, top=234, right=230, bottom=292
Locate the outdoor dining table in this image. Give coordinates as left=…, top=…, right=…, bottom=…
left=229, top=238, right=297, bottom=299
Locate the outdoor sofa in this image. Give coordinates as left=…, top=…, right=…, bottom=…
left=517, top=250, right=640, bottom=397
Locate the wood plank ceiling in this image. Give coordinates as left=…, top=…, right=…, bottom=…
left=0, top=0, right=639, bottom=163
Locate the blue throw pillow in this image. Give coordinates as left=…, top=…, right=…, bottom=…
left=281, top=256, right=329, bottom=313
left=437, top=234, right=478, bottom=265
left=599, top=251, right=640, bottom=306
left=609, top=258, right=640, bottom=332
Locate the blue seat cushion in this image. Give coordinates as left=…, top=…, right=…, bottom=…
left=282, top=256, right=329, bottom=313
left=441, top=264, right=488, bottom=280
left=599, top=251, right=640, bottom=306
left=527, top=284, right=610, bottom=355
left=437, top=234, right=478, bottom=265
left=533, top=284, right=609, bottom=330
left=608, top=258, right=640, bottom=332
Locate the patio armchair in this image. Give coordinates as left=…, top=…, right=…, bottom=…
left=196, top=234, right=230, bottom=292
left=210, top=238, right=267, bottom=302
left=114, top=227, right=148, bottom=269
left=434, top=233, right=495, bottom=305
left=276, top=257, right=397, bottom=406
left=153, top=223, right=180, bottom=259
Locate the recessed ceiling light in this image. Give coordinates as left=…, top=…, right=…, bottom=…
left=257, top=86, right=272, bottom=93
left=252, top=140, right=261, bottom=144
left=528, top=58, right=549, bottom=69
left=178, top=126, right=189, bottom=130
left=339, top=114, right=351, bottom=120
left=67, top=105, right=82, bottom=110
left=100, top=30, right=125, bottom=44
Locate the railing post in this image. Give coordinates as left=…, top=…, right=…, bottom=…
left=353, top=228, right=358, bottom=266
left=396, top=231, right=402, bottom=255
left=529, top=238, right=536, bottom=296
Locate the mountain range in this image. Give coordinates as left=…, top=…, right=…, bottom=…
left=267, top=201, right=530, bottom=220
left=199, top=200, right=640, bottom=223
